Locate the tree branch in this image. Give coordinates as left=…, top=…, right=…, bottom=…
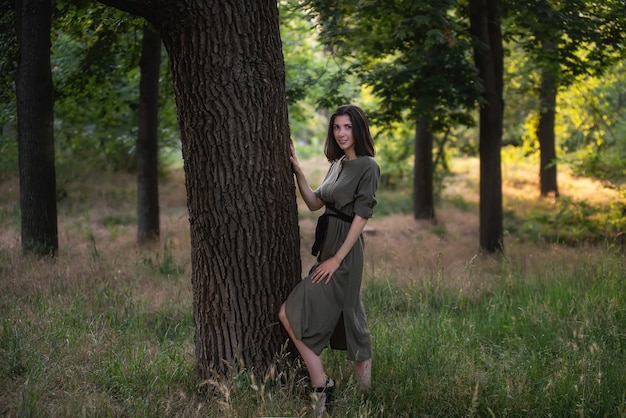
left=94, top=0, right=146, bottom=17
left=94, top=0, right=175, bottom=23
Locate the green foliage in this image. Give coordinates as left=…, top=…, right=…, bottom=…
left=372, top=118, right=414, bottom=189
left=557, top=60, right=626, bottom=198
left=0, top=1, right=16, bottom=111
left=0, top=2, right=17, bottom=178
left=306, top=0, right=481, bottom=130
left=47, top=4, right=180, bottom=172
left=501, top=0, right=626, bottom=184
left=51, top=7, right=142, bottom=171
left=279, top=0, right=359, bottom=146
left=558, top=61, right=626, bottom=154
left=5, top=0, right=625, bottom=190
left=502, top=42, right=540, bottom=148
left=298, top=0, right=483, bottom=187
left=503, top=0, right=626, bottom=86
left=507, top=52, right=626, bottom=167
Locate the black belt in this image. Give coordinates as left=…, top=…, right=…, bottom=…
left=311, top=203, right=354, bottom=257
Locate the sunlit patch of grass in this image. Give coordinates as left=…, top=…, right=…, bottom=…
left=447, top=153, right=624, bottom=245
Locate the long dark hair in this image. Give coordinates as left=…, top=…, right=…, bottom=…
left=324, top=105, right=376, bottom=162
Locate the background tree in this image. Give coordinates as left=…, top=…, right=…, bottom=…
left=96, top=0, right=301, bottom=379
left=503, top=0, right=626, bottom=196
left=306, top=0, right=481, bottom=221
left=16, top=0, right=58, bottom=256
left=469, top=0, right=504, bottom=253
left=0, top=1, right=18, bottom=177
left=136, top=23, right=161, bottom=244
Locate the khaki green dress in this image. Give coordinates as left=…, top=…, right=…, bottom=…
left=285, top=155, right=379, bottom=361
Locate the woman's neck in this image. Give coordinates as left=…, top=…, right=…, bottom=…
left=344, top=152, right=357, bottom=161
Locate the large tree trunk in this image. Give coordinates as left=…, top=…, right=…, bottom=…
left=469, top=0, right=504, bottom=253
left=98, top=0, right=301, bottom=379
left=413, top=116, right=435, bottom=220
left=136, top=23, right=161, bottom=244
left=16, top=0, right=58, bottom=256
left=537, top=50, right=559, bottom=197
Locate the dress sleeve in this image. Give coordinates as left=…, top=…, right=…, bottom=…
left=313, top=160, right=337, bottom=202
left=353, top=159, right=380, bottom=219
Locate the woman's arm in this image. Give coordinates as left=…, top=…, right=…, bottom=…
left=290, top=142, right=324, bottom=212
left=333, top=215, right=368, bottom=264
left=310, top=214, right=369, bottom=284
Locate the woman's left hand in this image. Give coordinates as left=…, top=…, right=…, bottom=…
left=311, top=256, right=341, bottom=284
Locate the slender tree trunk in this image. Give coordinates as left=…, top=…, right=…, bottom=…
left=413, top=116, right=435, bottom=220
left=137, top=23, right=161, bottom=244
left=98, top=0, right=302, bottom=378
left=16, top=0, right=58, bottom=256
left=537, top=51, right=559, bottom=197
left=469, top=0, right=504, bottom=253
left=434, top=127, right=451, bottom=172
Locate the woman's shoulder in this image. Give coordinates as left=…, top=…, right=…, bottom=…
left=340, top=155, right=379, bottom=174
left=354, top=155, right=379, bottom=171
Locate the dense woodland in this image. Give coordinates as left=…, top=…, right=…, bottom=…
left=1, top=0, right=625, bottom=387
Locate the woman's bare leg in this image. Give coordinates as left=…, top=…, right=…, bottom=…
left=279, top=303, right=331, bottom=388
left=354, top=358, right=371, bottom=390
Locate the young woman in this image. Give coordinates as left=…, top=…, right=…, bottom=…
left=279, top=104, right=379, bottom=412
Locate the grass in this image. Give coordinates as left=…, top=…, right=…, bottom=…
left=1, top=245, right=624, bottom=417
left=1, top=154, right=625, bottom=416
left=361, top=254, right=626, bottom=416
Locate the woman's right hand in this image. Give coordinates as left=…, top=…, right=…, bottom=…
left=289, top=141, right=303, bottom=176
left=290, top=141, right=324, bottom=211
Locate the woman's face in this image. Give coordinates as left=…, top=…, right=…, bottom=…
left=332, top=115, right=356, bottom=158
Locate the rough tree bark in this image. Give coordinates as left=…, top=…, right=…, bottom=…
left=98, top=0, right=301, bottom=379
left=16, top=0, right=58, bottom=256
left=136, top=23, right=161, bottom=244
left=469, top=0, right=504, bottom=253
left=413, top=116, right=435, bottom=221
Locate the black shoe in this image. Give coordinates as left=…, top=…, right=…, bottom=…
left=313, top=378, right=335, bottom=412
